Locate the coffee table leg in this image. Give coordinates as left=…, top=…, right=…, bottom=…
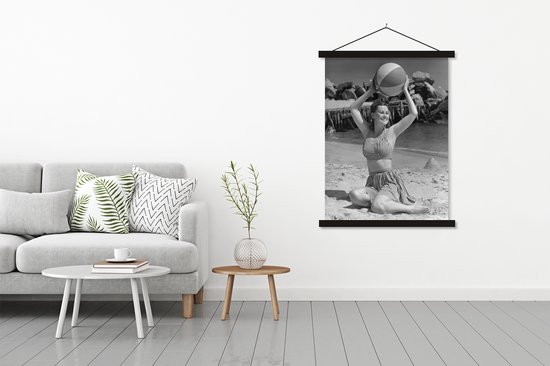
left=130, top=278, right=144, bottom=338
left=140, top=278, right=154, bottom=327
left=56, top=279, right=72, bottom=338
left=267, top=274, right=280, bottom=321
left=221, top=274, right=235, bottom=321
left=71, top=279, right=82, bottom=327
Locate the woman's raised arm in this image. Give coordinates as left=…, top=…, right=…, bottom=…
left=349, top=83, right=375, bottom=137
left=391, top=77, right=418, bottom=137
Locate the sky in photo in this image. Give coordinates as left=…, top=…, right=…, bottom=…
left=325, top=58, right=449, bottom=90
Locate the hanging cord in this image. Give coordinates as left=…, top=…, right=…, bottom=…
left=333, top=23, right=439, bottom=51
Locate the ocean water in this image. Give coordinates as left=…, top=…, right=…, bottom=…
left=327, top=123, right=448, bottom=154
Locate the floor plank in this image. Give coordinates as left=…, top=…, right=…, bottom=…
left=24, top=301, right=129, bottom=366
left=56, top=302, right=136, bottom=366
left=516, top=302, right=550, bottom=327
left=311, top=301, right=348, bottom=366
left=184, top=301, right=244, bottom=365
left=119, top=301, right=183, bottom=365
left=426, top=302, right=509, bottom=365
left=357, top=301, right=412, bottom=366
left=87, top=301, right=174, bottom=366
left=251, top=301, right=288, bottom=366
left=471, top=301, right=550, bottom=364
left=219, top=301, right=266, bottom=366
left=153, top=301, right=220, bottom=366
left=502, top=302, right=550, bottom=344
left=0, top=301, right=105, bottom=365
left=449, top=301, right=541, bottom=365
left=0, top=301, right=26, bottom=325
left=0, top=302, right=59, bottom=358
left=334, top=302, right=380, bottom=366
left=0, top=301, right=50, bottom=340
left=381, top=301, right=445, bottom=366
left=283, top=301, right=316, bottom=366
left=402, top=302, right=477, bottom=366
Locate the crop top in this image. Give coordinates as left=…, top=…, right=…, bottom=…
left=362, top=127, right=395, bottom=160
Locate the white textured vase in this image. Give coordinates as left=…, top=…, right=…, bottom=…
left=234, top=238, right=267, bottom=269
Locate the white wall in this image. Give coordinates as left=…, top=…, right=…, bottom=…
left=1, top=0, right=549, bottom=300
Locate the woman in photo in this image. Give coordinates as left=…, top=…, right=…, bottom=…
left=348, top=76, right=429, bottom=214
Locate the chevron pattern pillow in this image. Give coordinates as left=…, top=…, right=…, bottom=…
left=128, top=166, right=196, bottom=238
left=69, top=170, right=135, bottom=234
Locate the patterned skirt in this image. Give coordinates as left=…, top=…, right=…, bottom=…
left=366, top=170, right=415, bottom=205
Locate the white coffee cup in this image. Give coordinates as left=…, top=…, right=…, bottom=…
left=114, top=248, right=132, bottom=261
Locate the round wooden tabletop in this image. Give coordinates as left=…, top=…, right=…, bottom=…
left=212, top=265, right=290, bottom=276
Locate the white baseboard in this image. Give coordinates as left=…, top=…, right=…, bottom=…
left=3, top=288, right=550, bottom=302
left=203, top=287, right=550, bottom=301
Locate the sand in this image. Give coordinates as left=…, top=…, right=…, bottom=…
left=325, top=140, right=449, bottom=220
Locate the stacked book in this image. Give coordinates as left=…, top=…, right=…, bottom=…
left=92, top=259, right=150, bottom=274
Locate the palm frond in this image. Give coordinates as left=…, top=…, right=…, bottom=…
left=86, top=215, right=104, bottom=232
left=94, top=178, right=129, bottom=234
left=75, top=170, right=97, bottom=190
left=69, top=194, right=90, bottom=230
left=117, top=173, right=135, bottom=206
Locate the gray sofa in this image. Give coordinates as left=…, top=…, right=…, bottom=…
left=0, top=163, right=208, bottom=318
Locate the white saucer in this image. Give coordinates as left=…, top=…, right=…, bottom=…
left=106, top=258, right=136, bottom=263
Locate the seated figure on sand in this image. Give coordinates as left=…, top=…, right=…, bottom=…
left=348, top=77, right=429, bottom=215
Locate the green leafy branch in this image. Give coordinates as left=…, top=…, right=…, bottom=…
left=221, top=161, right=261, bottom=239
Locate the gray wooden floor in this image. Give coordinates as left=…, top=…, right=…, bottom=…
left=1, top=301, right=550, bottom=365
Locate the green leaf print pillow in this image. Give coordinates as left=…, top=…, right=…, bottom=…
left=69, top=170, right=135, bottom=234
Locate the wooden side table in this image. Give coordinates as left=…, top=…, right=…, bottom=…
left=212, top=265, right=290, bottom=321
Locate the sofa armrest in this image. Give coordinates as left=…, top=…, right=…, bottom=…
left=178, top=201, right=209, bottom=290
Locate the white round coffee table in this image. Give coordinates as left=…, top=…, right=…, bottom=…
left=42, top=265, right=170, bottom=339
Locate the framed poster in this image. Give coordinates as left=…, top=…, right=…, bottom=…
left=319, top=51, right=455, bottom=227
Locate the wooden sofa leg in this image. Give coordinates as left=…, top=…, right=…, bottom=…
left=194, top=287, right=204, bottom=304
left=182, top=294, right=194, bottom=318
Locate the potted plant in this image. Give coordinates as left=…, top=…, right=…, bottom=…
left=221, top=161, right=266, bottom=269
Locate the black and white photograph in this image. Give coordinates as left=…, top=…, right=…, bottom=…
left=324, top=57, right=449, bottom=221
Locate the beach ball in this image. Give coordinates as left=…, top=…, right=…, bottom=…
left=374, top=63, right=407, bottom=97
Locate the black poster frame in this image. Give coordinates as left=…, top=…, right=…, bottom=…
left=320, top=50, right=456, bottom=228
left=319, top=50, right=455, bottom=58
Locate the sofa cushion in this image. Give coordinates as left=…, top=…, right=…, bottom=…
left=69, top=170, right=135, bottom=234
left=0, top=163, right=42, bottom=193
left=129, top=166, right=196, bottom=239
left=0, top=189, right=72, bottom=236
left=0, top=234, right=28, bottom=273
left=15, top=232, right=197, bottom=274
